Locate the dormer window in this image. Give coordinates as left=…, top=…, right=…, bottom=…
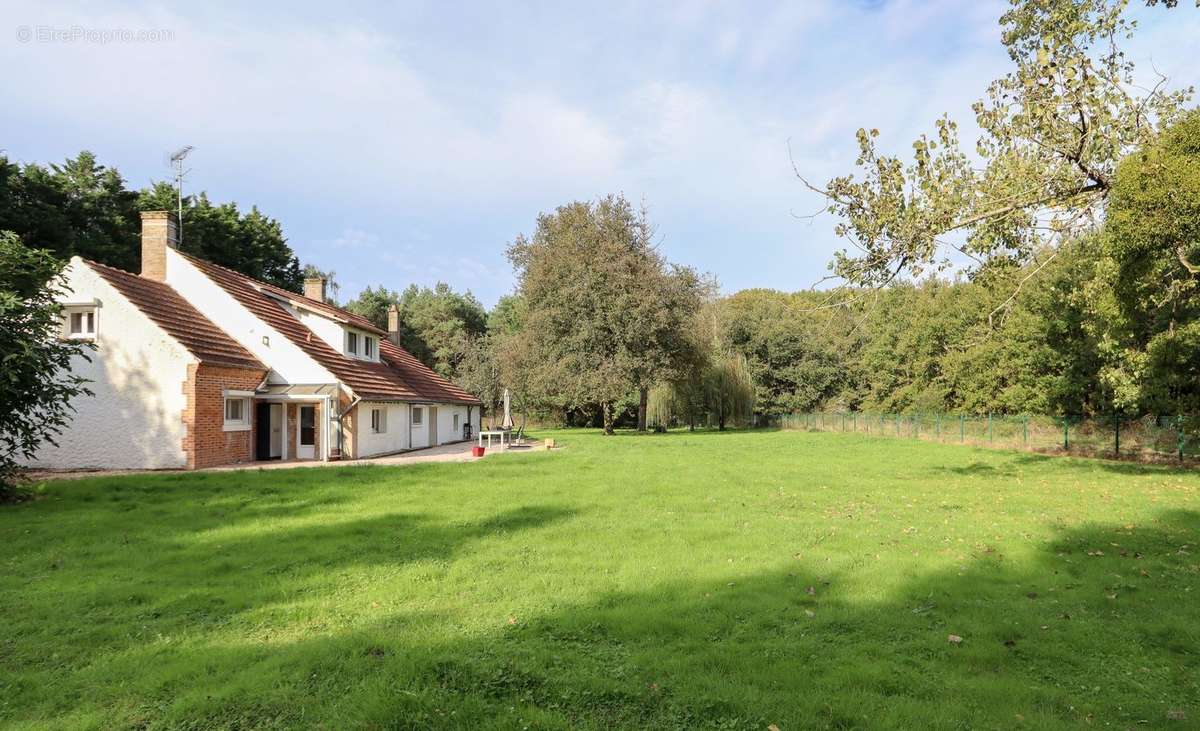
left=63, top=306, right=97, bottom=341
left=345, top=330, right=376, bottom=360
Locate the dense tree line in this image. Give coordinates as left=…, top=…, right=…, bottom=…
left=344, top=282, right=488, bottom=379
left=716, top=109, right=1200, bottom=421
left=464, top=107, right=1198, bottom=429
left=0, top=151, right=303, bottom=290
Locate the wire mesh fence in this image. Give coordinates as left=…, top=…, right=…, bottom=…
left=777, top=412, right=1197, bottom=464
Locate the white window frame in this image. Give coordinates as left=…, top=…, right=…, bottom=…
left=223, top=394, right=251, bottom=431
left=63, top=306, right=98, bottom=341
left=412, top=406, right=423, bottom=426
left=346, top=331, right=360, bottom=356
left=370, top=407, right=386, bottom=434
left=364, top=336, right=375, bottom=359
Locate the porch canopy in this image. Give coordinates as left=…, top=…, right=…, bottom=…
left=253, top=383, right=339, bottom=461
left=256, top=383, right=340, bottom=399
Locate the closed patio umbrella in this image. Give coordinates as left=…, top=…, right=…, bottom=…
left=501, top=388, right=514, bottom=429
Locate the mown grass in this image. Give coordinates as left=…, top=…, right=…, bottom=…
left=2, top=429, right=1198, bottom=729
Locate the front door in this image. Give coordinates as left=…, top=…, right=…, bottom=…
left=429, top=406, right=438, bottom=446
left=298, top=405, right=316, bottom=459
left=255, top=402, right=272, bottom=460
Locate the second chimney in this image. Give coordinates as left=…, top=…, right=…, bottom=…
left=387, top=304, right=401, bottom=344
left=304, top=277, right=327, bottom=302
left=140, top=210, right=179, bottom=281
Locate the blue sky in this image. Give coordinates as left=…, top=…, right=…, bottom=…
left=3, top=1, right=1198, bottom=307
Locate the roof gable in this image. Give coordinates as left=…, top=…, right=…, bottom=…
left=86, top=259, right=265, bottom=371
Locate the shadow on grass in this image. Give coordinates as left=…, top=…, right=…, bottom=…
left=939, top=461, right=1006, bottom=476
left=6, top=505, right=1197, bottom=729
left=399, top=510, right=1200, bottom=729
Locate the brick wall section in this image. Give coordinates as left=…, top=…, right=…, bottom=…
left=140, top=210, right=178, bottom=281
left=182, top=363, right=268, bottom=469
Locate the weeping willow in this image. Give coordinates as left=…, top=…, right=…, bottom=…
left=648, top=352, right=755, bottom=430
left=705, top=352, right=755, bottom=430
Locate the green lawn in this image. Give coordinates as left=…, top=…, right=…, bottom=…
left=2, top=430, right=1198, bottom=729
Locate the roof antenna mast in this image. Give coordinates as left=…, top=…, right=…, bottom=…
left=168, top=145, right=194, bottom=245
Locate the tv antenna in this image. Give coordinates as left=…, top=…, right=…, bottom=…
left=168, top=145, right=194, bottom=245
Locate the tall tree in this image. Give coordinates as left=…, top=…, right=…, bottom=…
left=488, top=294, right=526, bottom=335
left=452, top=333, right=504, bottom=427
left=139, top=183, right=302, bottom=292
left=507, top=195, right=704, bottom=434
left=344, top=285, right=401, bottom=328
left=1097, top=108, right=1200, bottom=415
left=705, top=351, right=756, bottom=431
left=718, top=289, right=857, bottom=415
left=0, top=152, right=139, bottom=271
left=0, top=233, right=92, bottom=495
left=650, top=306, right=756, bottom=431
left=798, top=0, right=1191, bottom=311
left=0, top=153, right=304, bottom=291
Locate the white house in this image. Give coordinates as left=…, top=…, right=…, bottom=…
left=28, top=210, right=481, bottom=470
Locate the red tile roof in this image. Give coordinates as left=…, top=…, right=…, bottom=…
left=379, top=338, right=480, bottom=404
left=253, top=279, right=389, bottom=337
left=87, top=259, right=265, bottom=371
left=180, top=254, right=480, bottom=404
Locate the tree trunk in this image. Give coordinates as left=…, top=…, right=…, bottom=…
left=637, top=386, right=648, bottom=431
left=602, top=402, right=615, bottom=435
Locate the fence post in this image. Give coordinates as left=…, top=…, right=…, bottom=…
left=1023, top=416, right=1029, bottom=448
left=988, top=413, right=993, bottom=443
left=853, top=412, right=857, bottom=432
left=936, top=413, right=941, bottom=440
left=960, top=415, right=965, bottom=443
left=914, top=414, right=919, bottom=438
left=1178, top=416, right=1186, bottom=463
left=895, top=414, right=900, bottom=435
left=1114, top=416, right=1120, bottom=457
left=1063, top=419, right=1069, bottom=451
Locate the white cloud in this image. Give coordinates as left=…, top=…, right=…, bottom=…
left=328, top=228, right=382, bottom=250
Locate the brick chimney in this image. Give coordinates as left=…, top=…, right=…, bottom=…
left=387, top=304, right=401, bottom=344
left=304, top=277, right=327, bottom=302
left=140, top=210, right=178, bottom=281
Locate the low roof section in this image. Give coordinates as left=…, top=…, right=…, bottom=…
left=181, top=253, right=480, bottom=405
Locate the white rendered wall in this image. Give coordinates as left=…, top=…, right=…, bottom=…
left=435, top=404, right=471, bottom=444
left=292, top=309, right=379, bottom=363
left=295, top=309, right=346, bottom=356
left=27, top=259, right=193, bottom=469
left=165, top=249, right=336, bottom=385
left=356, top=401, right=409, bottom=457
